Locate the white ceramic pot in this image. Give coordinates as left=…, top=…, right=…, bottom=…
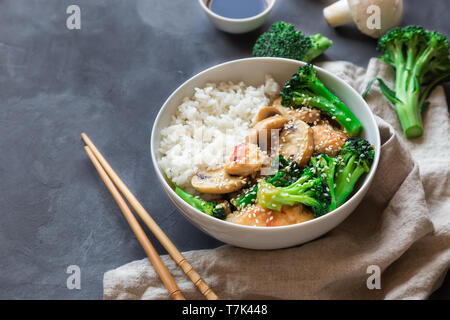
left=198, top=0, right=277, bottom=34
left=151, top=57, right=381, bottom=250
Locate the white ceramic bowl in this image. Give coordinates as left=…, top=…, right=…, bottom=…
left=198, top=0, right=277, bottom=34
left=151, top=58, right=380, bottom=250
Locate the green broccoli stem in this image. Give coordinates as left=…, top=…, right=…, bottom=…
left=309, top=154, right=337, bottom=211
left=175, top=186, right=226, bottom=219
left=328, top=184, right=337, bottom=211
left=376, top=26, right=450, bottom=139
left=292, top=93, right=362, bottom=136
left=308, top=75, right=343, bottom=103
left=175, top=186, right=206, bottom=212
left=298, top=76, right=362, bottom=135
left=272, top=194, right=320, bottom=210
left=394, top=56, right=424, bottom=138
left=320, top=165, right=337, bottom=211
left=384, top=44, right=424, bottom=139
left=233, top=185, right=258, bottom=209
left=302, top=34, right=333, bottom=62
left=394, top=94, right=423, bottom=138
left=392, top=35, right=438, bottom=139
left=334, top=156, right=367, bottom=207
left=412, top=42, right=437, bottom=77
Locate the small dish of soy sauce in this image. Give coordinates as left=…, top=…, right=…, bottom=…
left=207, top=0, right=268, bottom=19
left=199, top=0, right=277, bottom=34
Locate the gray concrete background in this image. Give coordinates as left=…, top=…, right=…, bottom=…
left=0, top=0, right=448, bottom=299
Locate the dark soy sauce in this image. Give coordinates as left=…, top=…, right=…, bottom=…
left=207, top=0, right=267, bottom=19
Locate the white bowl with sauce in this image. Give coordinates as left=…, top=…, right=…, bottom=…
left=151, top=58, right=381, bottom=250
left=198, top=0, right=277, bottom=34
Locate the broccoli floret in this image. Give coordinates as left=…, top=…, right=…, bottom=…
left=252, top=21, right=333, bottom=62
left=266, top=155, right=303, bottom=187
left=281, top=64, right=363, bottom=136
left=334, top=138, right=375, bottom=207
left=232, top=185, right=258, bottom=209
left=308, top=153, right=338, bottom=211
left=257, top=172, right=331, bottom=218
left=175, top=186, right=226, bottom=220
left=368, top=26, right=450, bottom=138
left=231, top=155, right=301, bottom=210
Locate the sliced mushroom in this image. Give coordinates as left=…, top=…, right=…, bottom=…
left=253, top=115, right=289, bottom=131
left=255, top=106, right=282, bottom=122
left=225, top=142, right=266, bottom=176
left=279, top=119, right=314, bottom=167
left=247, top=115, right=289, bottom=152
left=312, top=123, right=348, bottom=157
left=191, top=168, right=246, bottom=194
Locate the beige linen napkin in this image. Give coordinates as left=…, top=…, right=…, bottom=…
left=104, top=59, right=450, bottom=300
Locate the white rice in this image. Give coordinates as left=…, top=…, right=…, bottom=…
left=158, top=75, right=280, bottom=190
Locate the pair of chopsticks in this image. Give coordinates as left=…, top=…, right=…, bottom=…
left=81, top=133, right=218, bottom=300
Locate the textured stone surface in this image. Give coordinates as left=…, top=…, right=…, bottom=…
left=0, top=0, right=448, bottom=299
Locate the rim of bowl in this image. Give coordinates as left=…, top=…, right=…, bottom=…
left=151, top=57, right=381, bottom=232
left=198, top=0, right=277, bottom=22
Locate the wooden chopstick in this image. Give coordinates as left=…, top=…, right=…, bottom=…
left=84, top=146, right=185, bottom=300
left=81, top=133, right=219, bottom=300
